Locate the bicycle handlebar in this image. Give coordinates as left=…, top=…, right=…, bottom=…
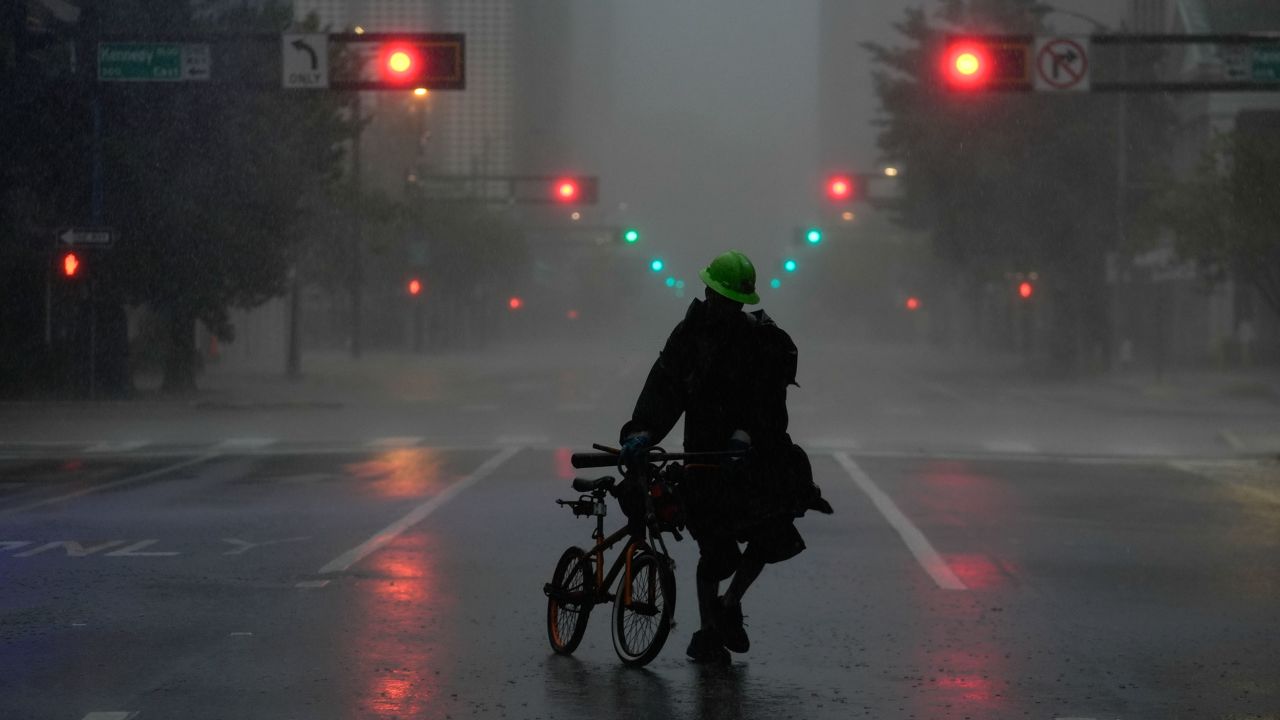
left=570, top=447, right=745, bottom=469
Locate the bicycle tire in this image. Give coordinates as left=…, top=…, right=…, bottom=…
left=611, top=550, right=676, bottom=666
left=546, top=546, right=594, bottom=654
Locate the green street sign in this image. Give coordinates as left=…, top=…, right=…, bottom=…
left=98, top=43, right=211, bottom=82
left=1252, top=47, right=1280, bottom=82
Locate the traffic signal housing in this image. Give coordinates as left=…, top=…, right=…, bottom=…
left=942, top=36, right=1031, bottom=91
left=547, top=176, right=598, bottom=205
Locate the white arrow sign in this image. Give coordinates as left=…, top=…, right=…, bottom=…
left=58, top=227, right=113, bottom=246
left=282, top=33, right=329, bottom=89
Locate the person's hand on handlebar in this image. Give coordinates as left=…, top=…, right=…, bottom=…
left=723, top=430, right=750, bottom=473
left=619, top=432, right=652, bottom=467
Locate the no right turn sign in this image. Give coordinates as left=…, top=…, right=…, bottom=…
left=1033, top=36, right=1090, bottom=92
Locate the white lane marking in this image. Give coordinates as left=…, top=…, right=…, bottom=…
left=833, top=452, right=966, bottom=591
left=461, top=403, right=500, bottom=412
left=0, top=453, right=215, bottom=516
left=1219, top=429, right=1246, bottom=450
left=805, top=437, right=860, bottom=450
left=317, top=445, right=521, bottom=575
left=15, top=540, right=127, bottom=557
left=229, top=631, right=254, bottom=637
left=105, top=539, right=180, bottom=557
left=85, top=441, right=150, bottom=453
left=296, top=579, right=331, bottom=589
left=221, top=536, right=308, bottom=556
left=217, top=438, right=277, bottom=451
left=495, top=434, right=548, bottom=447
left=925, top=382, right=971, bottom=404
left=982, top=440, right=1038, bottom=454
left=82, top=713, right=137, bottom=720
left=367, top=436, right=425, bottom=448
left=556, top=403, right=595, bottom=413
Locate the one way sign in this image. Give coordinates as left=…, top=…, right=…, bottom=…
left=282, top=33, right=328, bottom=89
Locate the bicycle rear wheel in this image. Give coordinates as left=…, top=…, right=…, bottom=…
left=611, top=550, right=676, bottom=666
left=546, top=546, right=594, bottom=654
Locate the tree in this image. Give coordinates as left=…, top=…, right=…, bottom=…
left=99, top=2, right=352, bottom=391
left=863, top=0, right=1170, bottom=373
left=1160, top=114, right=1280, bottom=321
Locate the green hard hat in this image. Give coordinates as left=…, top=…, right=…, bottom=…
left=699, top=250, right=760, bottom=305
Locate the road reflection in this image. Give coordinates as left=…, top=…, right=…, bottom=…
left=346, top=448, right=445, bottom=499
left=543, top=656, right=677, bottom=718
left=351, top=531, right=444, bottom=718
left=910, top=459, right=1015, bottom=716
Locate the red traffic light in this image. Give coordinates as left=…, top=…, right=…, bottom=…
left=1018, top=281, right=1034, bottom=299
left=942, top=38, right=1031, bottom=91
left=407, top=278, right=422, bottom=296
left=945, top=43, right=988, bottom=88
left=826, top=175, right=854, bottom=202
left=61, top=251, right=82, bottom=278
left=905, top=296, right=920, bottom=311
left=379, top=43, right=423, bottom=84
left=508, top=296, right=523, bottom=310
left=554, top=178, right=579, bottom=203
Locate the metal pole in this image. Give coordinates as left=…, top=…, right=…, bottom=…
left=89, top=280, right=97, bottom=399
left=286, top=264, right=301, bottom=379
left=349, top=92, right=363, bottom=359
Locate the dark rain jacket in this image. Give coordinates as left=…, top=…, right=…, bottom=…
left=619, top=299, right=800, bottom=536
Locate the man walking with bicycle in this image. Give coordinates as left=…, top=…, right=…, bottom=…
left=618, top=250, right=832, bottom=664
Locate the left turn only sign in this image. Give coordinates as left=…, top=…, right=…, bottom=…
left=283, top=33, right=329, bottom=89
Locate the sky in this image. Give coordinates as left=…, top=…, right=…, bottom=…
left=570, top=0, right=1127, bottom=278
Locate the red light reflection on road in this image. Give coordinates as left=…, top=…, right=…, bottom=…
left=352, top=531, right=444, bottom=718
left=554, top=447, right=575, bottom=481
left=345, top=448, right=444, bottom=498
left=944, top=552, right=1007, bottom=590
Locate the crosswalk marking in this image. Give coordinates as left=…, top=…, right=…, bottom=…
left=216, top=438, right=277, bottom=451
left=85, top=441, right=149, bottom=453
left=366, top=436, right=424, bottom=448
left=982, top=440, right=1038, bottom=454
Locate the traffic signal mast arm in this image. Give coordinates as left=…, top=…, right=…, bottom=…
left=943, top=33, right=1280, bottom=93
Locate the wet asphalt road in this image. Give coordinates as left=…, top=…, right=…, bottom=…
left=1, top=340, right=1278, bottom=719
left=0, top=445, right=1277, bottom=719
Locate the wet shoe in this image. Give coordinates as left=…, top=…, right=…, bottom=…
left=718, top=598, right=749, bottom=653
left=686, top=629, right=730, bottom=664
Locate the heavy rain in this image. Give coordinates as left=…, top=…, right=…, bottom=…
left=1, top=1, right=1278, bottom=718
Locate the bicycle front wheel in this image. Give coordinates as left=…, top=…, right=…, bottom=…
left=546, top=546, right=594, bottom=654
left=611, top=550, right=676, bottom=666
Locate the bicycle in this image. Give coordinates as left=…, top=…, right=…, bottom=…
left=543, top=443, right=740, bottom=666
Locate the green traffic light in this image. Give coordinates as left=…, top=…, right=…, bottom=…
left=806, top=228, right=823, bottom=245
left=770, top=278, right=781, bottom=289
left=783, top=258, right=798, bottom=273
left=623, top=228, right=640, bottom=244
left=665, top=276, right=676, bottom=288
left=650, top=258, right=664, bottom=272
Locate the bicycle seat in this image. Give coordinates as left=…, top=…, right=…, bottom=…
left=572, top=476, right=616, bottom=493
